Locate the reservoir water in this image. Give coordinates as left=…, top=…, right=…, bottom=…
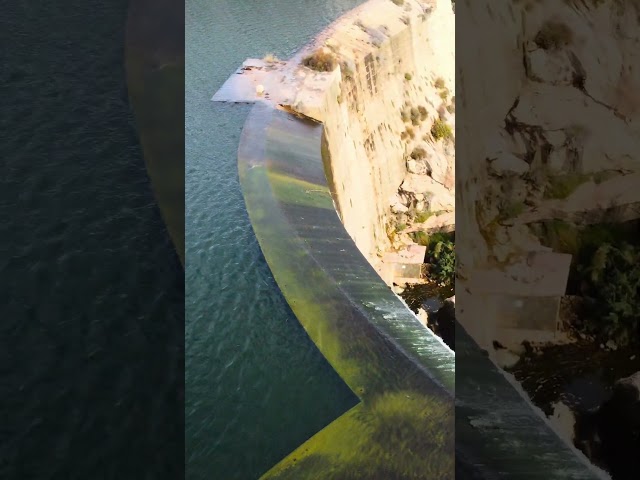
left=185, top=1, right=365, bottom=478
left=3, top=2, right=184, bottom=478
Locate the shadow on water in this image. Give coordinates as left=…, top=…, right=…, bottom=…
left=126, top=0, right=185, bottom=265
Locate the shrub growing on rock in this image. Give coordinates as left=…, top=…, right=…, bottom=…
left=535, top=21, right=573, bottom=50
left=302, top=50, right=338, bottom=72
left=405, top=72, right=412, bottom=81
left=410, top=107, right=421, bottom=125
left=418, top=106, right=428, bottom=121
left=431, top=120, right=452, bottom=141
left=425, top=235, right=455, bottom=287
left=410, top=146, right=427, bottom=160
left=578, top=242, right=640, bottom=346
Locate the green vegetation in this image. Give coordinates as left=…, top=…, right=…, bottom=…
left=578, top=242, right=640, bottom=346
left=439, top=89, right=449, bottom=100
left=543, top=173, right=590, bottom=199
left=434, top=77, right=445, bottom=89
left=404, top=72, right=412, bottom=81
left=425, top=233, right=455, bottom=287
left=543, top=170, right=618, bottom=199
left=414, top=210, right=433, bottom=223
left=497, top=200, right=525, bottom=221
left=264, top=392, right=452, bottom=479
left=263, top=53, right=280, bottom=63
left=409, top=231, right=455, bottom=287
left=431, top=119, right=452, bottom=141
left=405, top=127, right=416, bottom=139
left=302, top=49, right=337, bottom=72
left=390, top=0, right=405, bottom=5
left=410, top=107, right=422, bottom=126
left=412, top=231, right=430, bottom=246
left=532, top=219, right=640, bottom=346
left=418, top=105, right=428, bottom=121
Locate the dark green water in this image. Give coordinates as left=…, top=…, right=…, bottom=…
left=185, top=1, right=364, bottom=478
left=2, top=2, right=184, bottom=478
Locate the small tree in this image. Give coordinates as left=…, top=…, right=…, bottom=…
left=579, top=242, right=640, bottom=346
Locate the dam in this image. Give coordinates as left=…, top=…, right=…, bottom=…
left=209, top=0, right=604, bottom=478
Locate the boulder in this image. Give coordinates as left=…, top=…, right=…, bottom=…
left=526, top=48, right=574, bottom=86
left=549, top=401, right=576, bottom=443
left=591, top=371, right=640, bottom=478
left=391, top=202, right=409, bottom=214
left=489, top=153, right=529, bottom=175
left=432, top=297, right=455, bottom=350
left=416, top=308, right=429, bottom=327
left=407, top=158, right=428, bottom=175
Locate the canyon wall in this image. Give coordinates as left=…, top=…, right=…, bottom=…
left=291, top=0, right=455, bottom=279
left=457, top=0, right=640, bottom=349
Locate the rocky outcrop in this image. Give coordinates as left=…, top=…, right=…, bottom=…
left=591, top=372, right=640, bottom=478
left=290, top=0, right=455, bottom=282
left=457, top=0, right=640, bottom=348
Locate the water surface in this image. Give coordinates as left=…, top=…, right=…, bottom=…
left=185, top=1, right=365, bottom=478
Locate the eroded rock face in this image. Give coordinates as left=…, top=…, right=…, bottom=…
left=432, top=296, right=455, bottom=350
left=457, top=0, right=640, bottom=347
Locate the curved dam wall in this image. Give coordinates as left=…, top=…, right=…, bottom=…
left=290, top=0, right=455, bottom=279
left=215, top=0, right=601, bottom=476
left=238, top=102, right=454, bottom=478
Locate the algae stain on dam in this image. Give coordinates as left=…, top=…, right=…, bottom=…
left=211, top=1, right=456, bottom=477
left=238, top=103, right=454, bottom=479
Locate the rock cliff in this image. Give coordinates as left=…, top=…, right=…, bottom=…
left=291, top=0, right=456, bottom=283
left=457, top=0, right=640, bottom=348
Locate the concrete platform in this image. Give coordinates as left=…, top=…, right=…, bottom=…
left=211, top=58, right=296, bottom=105
left=467, top=251, right=572, bottom=297
left=382, top=244, right=427, bottom=264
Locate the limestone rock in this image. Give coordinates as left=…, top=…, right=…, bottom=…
left=526, top=48, right=574, bottom=86
left=391, top=202, right=409, bottom=214
left=489, top=153, right=529, bottom=175
left=549, top=401, right=576, bottom=443
left=416, top=307, right=429, bottom=327
left=493, top=349, right=520, bottom=369
left=406, top=158, right=427, bottom=175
